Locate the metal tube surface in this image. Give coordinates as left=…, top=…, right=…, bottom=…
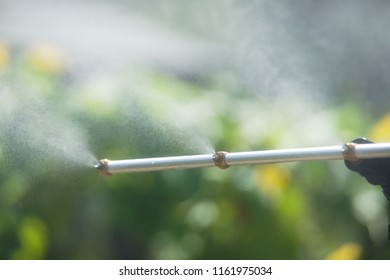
left=105, top=154, right=215, bottom=174
left=354, top=143, right=390, bottom=159
left=97, top=142, right=390, bottom=175
left=224, top=145, right=343, bottom=166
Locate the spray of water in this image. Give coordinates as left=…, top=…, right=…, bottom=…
left=0, top=0, right=221, bottom=161
left=120, top=74, right=217, bottom=156
left=1, top=0, right=390, bottom=165
left=0, top=82, right=97, bottom=175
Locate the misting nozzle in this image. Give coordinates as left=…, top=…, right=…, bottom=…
left=213, top=151, right=229, bottom=169
left=95, top=159, right=112, bottom=176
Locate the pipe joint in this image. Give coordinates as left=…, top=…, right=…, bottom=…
left=213, top=151, right=230, bottom=170
left=342, top=143, right=359, bottom=162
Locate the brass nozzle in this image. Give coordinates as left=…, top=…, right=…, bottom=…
left=95, top=159, right=112, bottom=176
left=213, top=151, right=230, bottom=170
left=342, top=142, right=359, bottom=162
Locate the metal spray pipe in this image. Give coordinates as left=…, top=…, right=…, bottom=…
left=96, top=142, right=390, bottom=176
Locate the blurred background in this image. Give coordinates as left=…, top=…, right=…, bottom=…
left=1, top=0, right=390, bottom=259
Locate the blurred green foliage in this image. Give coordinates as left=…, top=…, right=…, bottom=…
left=1, top=42, right=390, bottom=260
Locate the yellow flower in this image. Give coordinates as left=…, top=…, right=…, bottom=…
left=0, top=40, right=9, bottom=70
left=253, top=165, right=290, bottom=198
left=370, top=113, right=390, bottom=142
left=27, top=43, right=67, bottom=74
left=325, top=242, right=362, bottom=260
